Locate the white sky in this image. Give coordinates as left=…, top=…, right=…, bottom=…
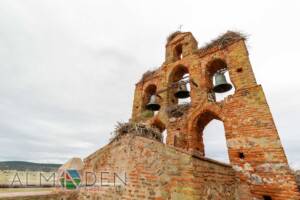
left=0, top=0, right=299, bottom=168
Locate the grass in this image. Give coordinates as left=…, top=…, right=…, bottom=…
left=0, top=187, right=53, bottom=193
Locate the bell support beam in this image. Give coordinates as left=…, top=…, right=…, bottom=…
left=155, top=78, right=197, bottom=95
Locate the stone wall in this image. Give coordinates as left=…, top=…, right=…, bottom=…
left=82, top=135, right=249, bottom=200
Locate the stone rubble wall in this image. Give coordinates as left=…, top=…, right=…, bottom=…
left=81, top=135, right=250, bottom=200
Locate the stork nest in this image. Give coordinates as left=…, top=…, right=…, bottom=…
left=165, top=103, right=191, bottom=118
left=199, top=31, right=247, bottom=54
left=110, top=122, right=162, bottom=142
left=166, top=31, right=182, bottom=42
left=139, top=69, right=156, bottom=82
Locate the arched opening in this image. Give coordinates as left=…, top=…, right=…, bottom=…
left=178, top=74, right=191, bottom=105
left=141, top=84, right=159, bottom=118
left=150, top=119, right=167, bottom=144
left=206, top=59, right=235, bottom=102
left=168, top=65, right=191, bottom=106
left=203, top=119, right=229, bottom=163
left=194, top=111, right=229, bottom=163
left=174, top=44, right=183, bottom=60
left=162, top=129, right=168, bottom=144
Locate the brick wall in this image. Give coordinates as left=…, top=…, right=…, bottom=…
left=82, top=135, right=248, bottom=200
left=130, top=31, right=300, bottom=199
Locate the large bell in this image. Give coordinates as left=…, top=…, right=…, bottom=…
left=174, top=83, right=190, bottom=99
left=145, top=95, right=161, bottom=111
left=213, top=73, right=232, bottom=93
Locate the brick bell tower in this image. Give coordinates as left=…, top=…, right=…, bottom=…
left=131, top=31, right=300, bottom=200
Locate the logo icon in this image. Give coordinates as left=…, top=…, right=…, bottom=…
left=59, top=169, right=81, bottom=189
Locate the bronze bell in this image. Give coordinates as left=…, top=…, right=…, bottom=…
left=213, top=73, right=232, bottom=93
left=174, top=83, right=190, bottom=99
left=145, top=95, right=161, bottom=111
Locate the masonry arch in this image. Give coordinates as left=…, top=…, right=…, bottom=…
left=174, top=44, right=183, bottom=60
left=187, top=103, right=230, bottom=161
left=205, top=58, right=235, bottom=102
left=150, top=118, right=167, bottom=144
left=141, top=84, right=158, bottom=118
left=202, top=118, right=230, bottom=163
left=168, top=65, right=191, bottom=105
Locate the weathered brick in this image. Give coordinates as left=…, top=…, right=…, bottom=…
left=129, top=31, right=300, bottom=200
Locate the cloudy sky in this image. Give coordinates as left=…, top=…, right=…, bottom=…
left=0, top=0, right=300, bottom=168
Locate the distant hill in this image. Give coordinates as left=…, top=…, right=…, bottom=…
left=0, top=161, right=61, bottom=172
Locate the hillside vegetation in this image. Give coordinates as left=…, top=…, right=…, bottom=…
left=0, top=161, right=61, bottom=172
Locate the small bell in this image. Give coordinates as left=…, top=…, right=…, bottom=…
left=174, top=83, right=190, bottom=99
left=213, top=73, right=232, bottom=93
left=145, top=95, right=161, bottom=111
